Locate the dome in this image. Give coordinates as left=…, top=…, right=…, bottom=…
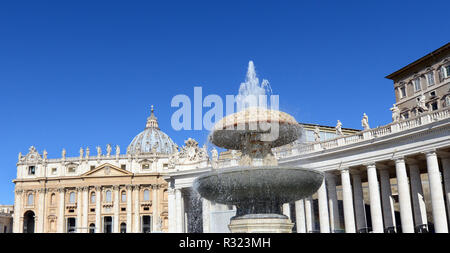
left=127, top=106, right=178, bottom=155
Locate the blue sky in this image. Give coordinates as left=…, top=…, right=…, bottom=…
left=0, top=0, right=448, bottom=204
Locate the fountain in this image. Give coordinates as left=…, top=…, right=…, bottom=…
left=193, top=61, right=324, bottom=233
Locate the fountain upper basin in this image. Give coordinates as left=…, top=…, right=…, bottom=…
left=194, top=166, right=323, bottom=215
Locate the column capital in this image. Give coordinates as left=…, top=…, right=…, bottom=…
left=363, top=162, right=376, bottom=168
left=133, top=185, right=141, bottom=191
left=37, top=188, right=46, bottom=193
left=15, top=189, right=24, bottom=194
left=339, top=167, right=350, bottom=173
left=76, top=187, right=83, bottom=192
left=125, top=184, right=133, bottom=191
left=423, top=149, right=437, bottom=157
left=57, top=187, right=65, bottom=193
left=113, top=185, right=120, bottom=191
left=82, top=186, right=89, bottom=192
left=94, top=186, right=102, bottom=192
left=393, top=156, right=405, bottom=164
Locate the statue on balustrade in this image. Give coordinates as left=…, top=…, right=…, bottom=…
left=361, top=113, right=370, bottom=130
left=390, top=104, right=400, bottom=122
left=335, top=120, right=343, bottom=136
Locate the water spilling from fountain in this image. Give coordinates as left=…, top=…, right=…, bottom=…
left=194, top=61, right=323, bottom=233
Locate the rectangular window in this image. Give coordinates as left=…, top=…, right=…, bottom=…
left=413, top=78, right=421, bottom=91
left=68, top=167, right=76, bottom=173
left=426, top=72, right=435, bottom=86
left=431, top=102, right=438, bottom=111
left=51, top=168, right=57, bottom=175
left=90, top=166, right=95, bottom=170
left=400, top=86, right=407, bottom=98
left=446, top=65, right=450, bottom=78
left=121, top=164, right=126, bottom=170
left=28, top=166, right=35, bottom=175
left=142, top=164, right=150, bottom=170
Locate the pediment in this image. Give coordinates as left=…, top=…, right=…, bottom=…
left=81, top=163, right=132, bottom=177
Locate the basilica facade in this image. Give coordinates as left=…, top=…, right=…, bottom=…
left=12, top=43, right=450, bottom=233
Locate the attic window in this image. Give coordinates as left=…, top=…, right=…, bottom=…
left=51, top=168, right=57, bottom=175
left=142, top=164, right=150, bottom=170
left=68, top=167, right=76, bottom=173
left=90, top=166, right=95, bottom=170
left=121, top=165, right=126, bottom=170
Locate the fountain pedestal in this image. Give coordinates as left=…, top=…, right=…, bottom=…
left=228, top=214, right=294, bottom=233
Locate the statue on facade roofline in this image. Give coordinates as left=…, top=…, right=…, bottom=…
left=86, top=147, right=90, bottom=158
left=417, top=93, right=429, bottom=113
left=96, top=146, right=102, bottom=157
left=390, top=104, right=400, bottom=122
left=18, top=152, right=22, bottom=162
left=211, top=148, right=219, bottom=161
left=43, top=150, right=48, bottom=160
left=116, top=145, right=120, bottom=156
left=62, top=148, right=66, bottom=159
left=79, top=147, right=84, bottom=158
left=313, top=126, right=321, bottom=142
left=106, top=144, right=112, bottom=157
left=335, top=120, right=343, bottom=136
left=361, top=113, right=370, bottom=130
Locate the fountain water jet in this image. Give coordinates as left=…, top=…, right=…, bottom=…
left=193, top=61, right=323, bottom=233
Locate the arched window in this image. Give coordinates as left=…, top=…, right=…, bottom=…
left=27, top=193, right=34, bottom=205
left=69, top=192, right=76, bottom=203
left=143, top=189, right=150, bottom=201
left=105, top=190, right=112, bottom=203
left=50, top=193, right=56, bottom=205
left=121, top=191, right=126, bottom=202
left=90, top=192, right=96, bottom=204
left=89, top=223, right=95, bottom=233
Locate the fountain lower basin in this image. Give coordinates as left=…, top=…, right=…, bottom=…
left=194, top=166, right=324, bottom=217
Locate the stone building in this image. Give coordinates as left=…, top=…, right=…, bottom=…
left=0, top=205, right=13, bottom=233
left=13, top=107, right=177, bottom=233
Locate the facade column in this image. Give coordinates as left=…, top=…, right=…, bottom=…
left=76, top=187, right=82, bottom=233
left=394, top=157, right=415, bottom=233
left=37, top=188, right=46, bottom=233
left=113, top=186, right=120, bottom=233
left=366, top=163, right=384, bottom=233
left=351, top=170, right=367, bottom=232
left=325, top=173, right=341, bottom=233
left=175, top=188, right=185, bottom=233
left=441, top=156, right=450, bottom=226
left=379, top=168, right=396, bottom=232
left=133, top=185, right=140, bottom=233
left=126, top=185, right=132, bottom=233
left=295, top=199, right=306, bottom=233
left=152, top=184, right=160, bottom=232
left=425, top=151, right=448, bottom=233
left=82, top=187, right=89, bottom=233
left=168, top=188, right=176, bottom=233
left=304, top=196, right=315, bottom=233
left=408, top=162, right=428, bottom=229
left=317, top=179, right=330, bottom=233
left=282, top=203, right=291, bottom=219
left=13, top=189, right=23, bottom=233
left=95, top=186, right=101, bottom=233
left=57, top=188, right=65, bottom=233
left=340, top=168, right=356, bottom=233
left=202, top=198, right=210, bottom=233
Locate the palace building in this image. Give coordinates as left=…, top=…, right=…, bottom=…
left=12, top=43, right=450, bottom=233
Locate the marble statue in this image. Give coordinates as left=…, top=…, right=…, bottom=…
left=313, top=126, right=321, bottom=142
left=79, top=147, right=84, bottom=159
left=211, top=148, right=219, bottom=161
left=18, top=152, right=22, bottom=161
left=390, top=104, right=400, bottom=122
left=86, top=147, right=90, bottom=158
left=127, top=145, right=131, bottom=154
left=116, top=145, right=120, bottom=156
left=96, top=146, right=102, bottom=157
left=62, top=148, right=66, bottom=159
left=336, top=120, right=343, bottom=136
left=43, top=150, right=48, bottom=160
left=361, top=113, right=370, bottom=130
left=417, top=93, right=429, bottom=113
left=106, top=144, right=112, bottom=157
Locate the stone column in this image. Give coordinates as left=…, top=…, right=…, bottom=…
left=76, top=187, right=82, bottom=233
left=152, top=185, right=159, bottom=232
left=168, top=188, right=176, bottom=233
left=282, top=203, right=291, bottom=219
left=37, top=188, right=46, bottom=233
left=295, top=200, right=306, bottom=233
left=133, top=185, right=140, bottom=233
left=366, top=163, right=384, bottom=233
left=13, top=189, right=23, bottom=233
left=351, top=170, right=367, bottom=232
left=425, top=151, right=448, bottom=233
left=126, top=185, right=132, bottom=233
left=82, top=187, right=89, bottom=233
left=57, top=188, right=65, bottom=233
left=113, top=186, right=120, bottom=233
left=175, top=188, right=185, bottom=233
left=408, top=162, right=428, bottom=229
left=379, top=168, right=396, bottom=232
left=394, top=157, right=414, bottom=233
left=317, top=179, right=330, bottom=233
left=304, top=196, right=315, bottom=233
left=441, top=156, right=450, bottom=226
left=95, top=186, right=101, bottom=233
left=340, top=168, right=356, bottom=233
left=202, top=198, right=210, bottom=233
left=326, top=173, right=341, bottom=233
